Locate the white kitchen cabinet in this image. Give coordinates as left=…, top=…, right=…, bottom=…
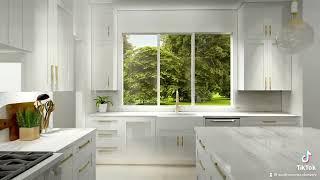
left=125, top=117, right=156, bottom=163
left=91, top=4, right=117, bottom=91
left=9, top=0, right=23, bottom=49
left=238, top=2, right=291, bottom=91
left=0, top=0, right=33, bottom=51
left=22, top=0, right=74, bottom=92
left=0, top=0, right=9, bottom=45
left=155, top=116, right=203, bottom=165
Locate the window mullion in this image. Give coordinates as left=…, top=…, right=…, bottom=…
left=191, top=33, right=195, bottom=105
left=157, top=34, right=161, bottom=106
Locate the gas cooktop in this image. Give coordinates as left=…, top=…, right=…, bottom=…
left=0, top=151, right=53, bottom=180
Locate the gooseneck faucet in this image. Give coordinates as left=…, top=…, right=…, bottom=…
left=175, top=90, right=181, bottom=113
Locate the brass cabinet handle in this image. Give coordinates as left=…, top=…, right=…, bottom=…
left=60, top=153, right=73, bottom=165
left=78, top=160, right=90, bottom=173
left=199, top=139, right=205, bottom=150
left=269, top=25, right=272, bottom=37
left=55, top=66, right=58, bottom=88
left=199, top=160, right=205, bottom=171
left=269, top=77, right=271, bottom=90
left=97, top=147, right=118, bottom=153
left=262, top=120, right=277, bottom=123
left=107, top=75, right=110, bottom=88
left=181, top=136, right=184, bottom=147
left=79, top=140, right=91, bottom=150
left=51, top=65, right=55, bottom=86
left=264, top=25, right=268, bottom=37
left=265, top=77, right=267, bottom=90
left=215, top=162, right=227, bottom=180
left=177, top=136, right=179, bottom=146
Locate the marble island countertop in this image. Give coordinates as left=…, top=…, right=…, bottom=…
left=90, top=111, right=299, bottom=117
left=194, top=127, right=320, bottom=180
left=0, top=128, right=95, bottom=152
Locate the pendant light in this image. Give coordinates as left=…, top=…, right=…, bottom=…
left=276, top=0, right=314, bottom=54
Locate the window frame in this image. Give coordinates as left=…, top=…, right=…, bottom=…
left=120, top=32, right=234, bottom=111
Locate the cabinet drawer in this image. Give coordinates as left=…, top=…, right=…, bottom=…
left=74, top=135, right=94, bottom=158
left=74, top=153, right=93, bottom=180
left=96, top=129, right=119, bottom=139
left=96, top=137, right=121, bottom=149
left=88, top=117, right=121, bottom=130
left=240, top=117, right=298, bottom=126
left=205, top=118, right=240, bottom=127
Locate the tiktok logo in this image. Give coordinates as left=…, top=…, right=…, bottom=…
left=302, top=150, right=312, bottom=163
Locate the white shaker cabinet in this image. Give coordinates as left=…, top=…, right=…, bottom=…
left=91, top=4, right=117, bottom=91
left=238, top=2, right=292, bottom=91
left=0, top=0, right=9, bottom=45
left=156, top=116, right=203, bottom=165
left=9, top=0, right=23, bottom=49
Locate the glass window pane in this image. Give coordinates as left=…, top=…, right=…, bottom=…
left=160, top=34, right=191, bottom=105
left=123, top=34, right=157, bottom=105
left=195, top=34, right=231, bottom=106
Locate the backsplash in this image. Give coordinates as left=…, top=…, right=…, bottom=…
left=89, top=91, right=283, bottom=112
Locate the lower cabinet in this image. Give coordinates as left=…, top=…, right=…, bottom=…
left=155, top=116, right=204, bottom=164
left=58, top=131, right=96, bottom=180
left=87, top=115, right=204, bottom=165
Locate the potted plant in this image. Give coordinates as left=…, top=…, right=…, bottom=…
left=94, top=96, right=112, bottom=112
left=16, top=109, right=41, bottom=141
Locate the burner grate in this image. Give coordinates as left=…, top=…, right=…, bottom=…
left=0, top=152, right=53, bottom=180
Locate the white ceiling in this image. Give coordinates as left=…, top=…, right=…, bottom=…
left=113, top=0, right=243, bottom=10
left=113, top=0, right=291, bottom=10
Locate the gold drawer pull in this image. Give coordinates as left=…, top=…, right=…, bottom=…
left=98, top=133, right=114, bottom=137
left=262, top=120, right=277, bottom=123
left=79, top=140, right=91, bottom=150
left=60, top=153, right=73, bottom=165
left=79, top=160, right=90, bottom=173
left=177, top=136, right=179, bottom=146
left=199, top=140, right=205, bottom=150
left=199, top=160, right=205, bottom=171
left=181, top=136, right=184, bottom=147
left=97, top=147, right=118, bottom=152
left=215, top=162, right=227, bottom=180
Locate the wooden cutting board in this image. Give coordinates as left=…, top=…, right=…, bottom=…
left=0, top=102, right=35, bottom=141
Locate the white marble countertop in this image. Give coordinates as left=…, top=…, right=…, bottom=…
left=0, top=128, right=95, bottom=152
left=90, top=111, right=298, bottom=117
left=194, top=127, right=320, bottom=180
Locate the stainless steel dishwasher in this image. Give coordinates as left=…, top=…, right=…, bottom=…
left=205, top=117, right=240, bottom=127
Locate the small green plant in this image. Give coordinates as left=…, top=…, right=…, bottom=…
left=94, top=96, right=113, bottom=107
left=16, top=109, right=41, bottom=128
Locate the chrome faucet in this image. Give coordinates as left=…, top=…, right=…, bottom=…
left=175, top=90, right=181, bottom=113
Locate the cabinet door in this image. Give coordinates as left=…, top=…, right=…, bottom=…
left=22, top=0, right=34, bottom=51
left=74, top=154, right=93, bottom=180
left=59, top=148, right=74, bottom=180
left=9, top=0, right=23, bottom=49
left=0, top=0, right=9, bottom=45
left=92, top=41, right=114, bottom=90
left=243, top=40, right=266, bottom=90
left=239, top=3, right=266, bottom=40
left=269, top=41, right=292, bottom=90
left=125, top=117, right=155, bottom=163
left=92, top=5, right=113, bottom=42
left=57, top=6, right=74, bottom=91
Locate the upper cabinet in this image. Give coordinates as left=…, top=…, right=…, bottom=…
left=0, top=0, right=34, bottom=52
left=23, top=0, right=74, bottom=92
left=91, top=4, right=117, bottom=91
left=238, top=2, right=292, bottom=91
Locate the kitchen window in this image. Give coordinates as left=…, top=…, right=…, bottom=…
left=123, top=33, right=231, bottom=106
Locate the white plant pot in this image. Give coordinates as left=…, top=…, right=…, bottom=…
left=98, top=103, right=108, bottom=112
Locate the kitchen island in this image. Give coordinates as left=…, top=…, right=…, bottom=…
left=0, top=128, right=96, bottom=180
left=194, top=127, right=320, bottom=180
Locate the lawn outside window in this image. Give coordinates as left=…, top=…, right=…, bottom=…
left=123, top=33, right=231, bottom=107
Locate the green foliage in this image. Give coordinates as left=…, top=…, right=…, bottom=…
left=94, top=96, right=113, bottom=107
left=16, top=109, right=41, bottom=128
left=123, top=34, right=231, bottom=105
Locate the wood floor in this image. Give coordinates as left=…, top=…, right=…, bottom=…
left=96, top=165, right=196, bottom=180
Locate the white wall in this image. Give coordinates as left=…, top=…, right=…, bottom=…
left=301, top=0, right=320, bottom=128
